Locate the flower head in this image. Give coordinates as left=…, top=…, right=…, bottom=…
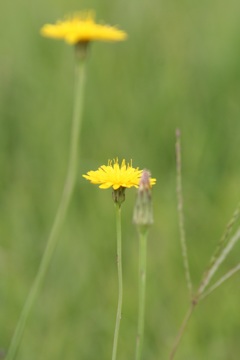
left=40, top=11, right=127, bottom=44
left=133, top=170, right=154, bottom=228
left=82, top=159, right=156, bottom=190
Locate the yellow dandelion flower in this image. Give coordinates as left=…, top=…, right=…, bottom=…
left=40, top=11, right=127, bottom=44
left=83, top=159, right=156, bottom=190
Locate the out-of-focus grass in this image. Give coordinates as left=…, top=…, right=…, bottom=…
left=1, top=0, right=240, bottom=359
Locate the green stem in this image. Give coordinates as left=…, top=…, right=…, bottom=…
left=198, top=203, right=240, bottom=297
left=6, top=57, right=87, bottom=360
left=169, top=303, right=195, bottom=360
left=135, top=228, right=148, bottom=360
left=197, top=226, right=240, bottom=297
left=175, top=129, right=192, bottom=299
left=112, top=204, right=123, bottom=360
left=199, top=263, right=240, bottom=302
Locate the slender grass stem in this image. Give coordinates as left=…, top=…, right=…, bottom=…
left=198, top=203, right=240, bottom=296
left=169, top=130, right=194, bottom=360
left=175, top=129, right=192, bottom=299
left=169, top=303, right=195, bottom=360
left=135, top=229, right=148, bottom=360
left=199, top=263, right=240, bottom=302
left=112, top=204, right=123, bottom=360
left=208, top=202, right=240, bottom=268
left=197, top=226, right=240, bottom=297
left=6, top=57, right=87, bottom=360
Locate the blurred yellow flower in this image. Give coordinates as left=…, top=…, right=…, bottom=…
left=83, top=159, right=156, bottom=190
left=40, top=11, right=127, bottom=44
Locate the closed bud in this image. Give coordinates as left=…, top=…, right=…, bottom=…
left=133, top=170, right=154, bottom=230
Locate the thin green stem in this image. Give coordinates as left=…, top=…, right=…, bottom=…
left=199, top=263, right=240, bottom=302
left=197, top=226, right=240, bottom=297
left=209, top=202, right=240, bottom=268
left=198, top=203, right=240, bottom=296
left=169, top=303, right=195, bottom=360
left=175, top=129, right=192, bottom=299
left=6, top=58, right=87, bottom=360
left=112, top=204, right=123, bottom=360
left=135, top=229, right=148, bottom=360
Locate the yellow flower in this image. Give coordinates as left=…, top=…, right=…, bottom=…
left=83, top=159, right=156, bottom=190
left=40, top=11, right=127, bottom=44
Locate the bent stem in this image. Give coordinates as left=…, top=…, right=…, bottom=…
left=169, top=303, right=195, bottom=360
left=112, top=204, right=123, bottom=360
left=6, top=57, right=87, bottom=360
left=135, top=228, right=148, bottom=360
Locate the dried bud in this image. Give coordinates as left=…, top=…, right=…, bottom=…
left=133, top=170, right=154, bottom=230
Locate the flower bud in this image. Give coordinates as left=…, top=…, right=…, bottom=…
left=133, top=170, right=154, bottom=230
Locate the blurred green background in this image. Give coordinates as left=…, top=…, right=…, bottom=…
left=1, top=0, right=240, bottom=359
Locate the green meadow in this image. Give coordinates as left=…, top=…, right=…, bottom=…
left=1, top=0, right=240, bottom=359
